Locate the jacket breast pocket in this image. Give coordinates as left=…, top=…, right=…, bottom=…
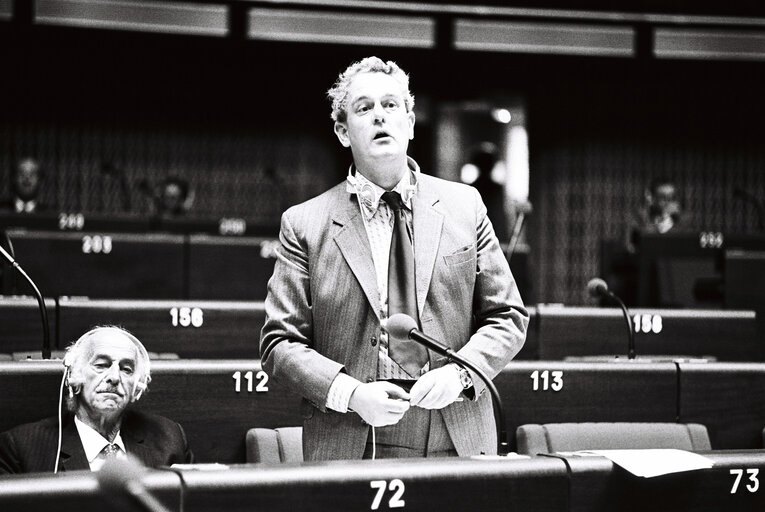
left=443, top=245, right=476, bottom=267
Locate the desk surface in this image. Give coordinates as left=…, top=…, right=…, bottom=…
left=563, top=449, right=765, bottom=512
left=2, top=451, right=765, bottom=512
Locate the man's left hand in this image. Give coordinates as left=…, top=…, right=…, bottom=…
left=409, top=365, right=463, bottom=409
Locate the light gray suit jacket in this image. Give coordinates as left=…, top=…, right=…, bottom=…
left=260, top=172, right=528, bottom=460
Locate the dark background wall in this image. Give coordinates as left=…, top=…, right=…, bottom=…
left=2, top=2, right=764, bottom=306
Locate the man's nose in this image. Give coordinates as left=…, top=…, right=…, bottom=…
left=104, top=363, right=121, bottom=383
left=372, top=102, right=386, bottom=122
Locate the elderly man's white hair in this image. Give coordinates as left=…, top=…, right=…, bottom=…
left=327, top=56, right=415, bottom=123
left=63, top=325, right=151, bottom=411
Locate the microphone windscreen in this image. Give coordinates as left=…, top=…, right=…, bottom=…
left=386, top=313, right=418, bottom=341
left=587, top=277, right=608, bottom=298
left=97, top=456, right=146, bottom=495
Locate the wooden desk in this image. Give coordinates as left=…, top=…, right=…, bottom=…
left=563, top=450, right=765, bottom=511
left=2, top=451, right=764, bottom=512
left=496, top=361, right=679, bottom=451
left=0, top=469, right=181, bottom=511
left=0, top=297, right=56, bottom=355
left=678, top=363, right=765, bottom=449
left=187, top=235, right=278, bottom=301
left=0, top=457, right=567, bottom=512
left=536, top=305, right=760, bottom=361
left=57, top=297, right=265, bottom=358
left=2, top=230, right=186, bottom=298
left=181, top=456, right=568, bottom=512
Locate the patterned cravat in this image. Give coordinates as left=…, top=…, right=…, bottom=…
left=381, top=191, right=428, bottom=377
left=100, top=443, right=120, bottom=459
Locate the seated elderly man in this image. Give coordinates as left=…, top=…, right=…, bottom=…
left=0, top=326, right=193, bottom=474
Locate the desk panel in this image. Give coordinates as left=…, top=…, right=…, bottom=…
left=678, top=363, right=765, bottom=449
left=536, top=305, right=760, bottom=361
left=0, top=360, right=302, bottom=464
left=182, top=457, right=568, bottom=512
left=0, top=458, right=568, bottom=512
left=57, top=298, right=264, bottom=358
left=187, top=235, right=277, bottom=300
left=2, top=230, right=185, bottom=298
left=564, top=450, right=765, bottom=511
left=0, top=297, right=56, bottom=354
left=0, top=470, right=180, bottom=511
left=497, top=361, right=679, bottom=451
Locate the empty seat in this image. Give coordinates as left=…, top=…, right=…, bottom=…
left=516, top=422, right=711, bottom=455
left=246, top=427, right=303, bottom=463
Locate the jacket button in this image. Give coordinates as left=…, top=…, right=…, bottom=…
left=366, top=377, right=374, bottom=383
left=370, top=336, right=377, bottom=347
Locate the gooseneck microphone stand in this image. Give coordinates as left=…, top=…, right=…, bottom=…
left=0, top=243, right=51, bottom=359
left=387, top=313, right=509, bottom=455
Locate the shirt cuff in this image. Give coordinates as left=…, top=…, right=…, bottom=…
left=325, top=372, right=362, bottom=413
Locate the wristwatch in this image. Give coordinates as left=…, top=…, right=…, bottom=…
left=454, top=364, right=473, bottom=390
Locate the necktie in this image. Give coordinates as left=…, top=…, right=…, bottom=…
left=101, top=443, right=120, bottom=459
left=381, top=191, right=428, bottom=377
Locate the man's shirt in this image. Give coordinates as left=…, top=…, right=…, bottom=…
left=74, top=415, right=127, bottom=471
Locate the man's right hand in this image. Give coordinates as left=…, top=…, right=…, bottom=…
left=348, top=381, right=410, bottom=427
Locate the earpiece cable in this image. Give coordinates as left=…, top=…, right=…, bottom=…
left=54, top=369, right=67, bottom=473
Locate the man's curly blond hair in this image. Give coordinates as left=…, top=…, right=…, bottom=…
left=327, top=56, right=414, bottom=123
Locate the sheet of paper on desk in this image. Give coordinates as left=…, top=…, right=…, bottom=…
left=576, top=449, right=715, bottom=478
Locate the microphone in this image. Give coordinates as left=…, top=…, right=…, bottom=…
left=587, top=277, right=635, bottom=360
left=97, top=458, right=173, bottom=512
left=0, top=242, right=51, bottom=359
left=386, top=313, right=510, bottom=455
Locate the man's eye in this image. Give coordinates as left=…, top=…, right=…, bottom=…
left=356, top=105, right=370, bottom=114
left=385, top=101, right=399, bottom=110
left=122, top=367, right=134, bottom=375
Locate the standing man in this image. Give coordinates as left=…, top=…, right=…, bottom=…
left=0, top=326, right=193, bottom=473
left=260, top=57, right=528, bottom=460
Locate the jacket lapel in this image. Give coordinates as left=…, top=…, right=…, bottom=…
left=332, top=196, right=381, bottom=321
left=122, top=420, right=153, bottom=467
left=412, top=189, right=443, bottom=317
left=59, top=417, right=89, bottom=472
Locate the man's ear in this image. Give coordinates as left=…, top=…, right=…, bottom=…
left=407, top=110, right=416, bottom=140
left=334, top=121, right=351, bottom=147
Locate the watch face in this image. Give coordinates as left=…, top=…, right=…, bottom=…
left=459, top=368, right=472, bottom=389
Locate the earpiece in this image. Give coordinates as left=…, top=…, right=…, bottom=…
left=62, top=326, right=151, bottom=402
left=132, top=380, right=147, bottom=401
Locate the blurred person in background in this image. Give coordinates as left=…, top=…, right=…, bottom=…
left=465, top=142, right=509, bottom=243
left=626, top=177, right=684, bottom=253
left=1, top=157, right=46, bottom=213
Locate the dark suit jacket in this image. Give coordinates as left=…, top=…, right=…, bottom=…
left=261, top=171, right=529, bottom=460
left=0, top=410, right=193, bottom=474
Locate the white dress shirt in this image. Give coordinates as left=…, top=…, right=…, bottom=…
left=74, top=415, right=127, bottom=471
left=325, top=162, right=426, bottom=413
